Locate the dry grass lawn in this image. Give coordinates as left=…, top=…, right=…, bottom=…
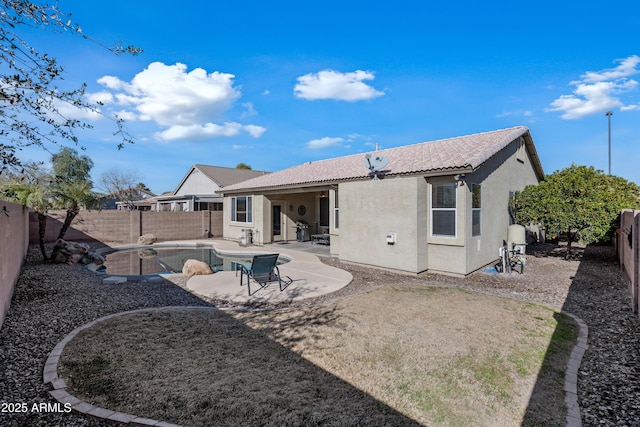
left=60, top=285, right=576, bottom=426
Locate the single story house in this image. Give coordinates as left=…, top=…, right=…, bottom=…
left=219, top=126, right=544, bottom=276
left=153, top=164, right=269, bottom=212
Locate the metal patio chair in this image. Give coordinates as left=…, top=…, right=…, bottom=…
left=238, top=253, right=293, bottom=296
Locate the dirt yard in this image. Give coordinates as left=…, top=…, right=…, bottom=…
left=59, top=249, right=580, bottom=427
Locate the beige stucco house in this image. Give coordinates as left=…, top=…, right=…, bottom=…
left=153, top=164, right=269, bottom=212
left=219, top=126, right=544, bottom=276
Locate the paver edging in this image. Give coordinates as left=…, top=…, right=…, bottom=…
left=43, top=306, right=195, bottom=427
left=45, top=305, right=589, bottom=426
left=562, top=311, right=588, bottom=427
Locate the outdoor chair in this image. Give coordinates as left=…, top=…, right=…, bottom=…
left=238, top=253, right=293, bottom=296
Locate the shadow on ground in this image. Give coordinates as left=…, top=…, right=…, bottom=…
left=522, top=243, right=637, bottom=426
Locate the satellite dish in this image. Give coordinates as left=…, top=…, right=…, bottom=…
left=364, top=154, right=390, bottom=180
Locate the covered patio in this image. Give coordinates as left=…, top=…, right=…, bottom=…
left=224, top=186, right=338, bottom=248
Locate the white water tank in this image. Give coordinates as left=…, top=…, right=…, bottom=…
left=507, top=224, right=527, bottom=254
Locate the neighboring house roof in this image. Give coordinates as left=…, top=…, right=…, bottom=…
left=173, top=164, right=270, bottom=194
left=221, top=126, right=544, bottom=194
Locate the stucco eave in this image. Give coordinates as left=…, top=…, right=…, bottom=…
left=217, top=167, right=477, bottom=196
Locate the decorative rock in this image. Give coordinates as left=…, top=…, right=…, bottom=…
left=182, top=259, right=213, bottom=277
left=50, top=239, right=94, bottom=265
left=81, top=251, right=105, bottom=266
left=138, top=249, right=158, bottom=259
left=138, top=234, right=157, bottom=245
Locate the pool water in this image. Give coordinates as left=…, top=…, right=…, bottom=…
left=103, top=247, right=282, bottom=276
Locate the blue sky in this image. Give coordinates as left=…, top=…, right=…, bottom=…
left=15, top=0, right=640, bottom=193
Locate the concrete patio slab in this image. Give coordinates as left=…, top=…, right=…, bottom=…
left=181, top=240, right=352, bottom=303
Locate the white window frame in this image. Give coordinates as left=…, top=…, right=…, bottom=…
left=231, top=196, right=252, bottom=223
left=431, top=182, right=457, bottom=237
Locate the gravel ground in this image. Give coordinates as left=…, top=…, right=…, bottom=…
left=1, top=241, right=638, bottom=426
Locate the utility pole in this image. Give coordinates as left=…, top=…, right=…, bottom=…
left=606, top=111, right=613, bottom=175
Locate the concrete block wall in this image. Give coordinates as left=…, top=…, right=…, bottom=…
left=29, top=210, right=224, bottom=245
left=0, top=200, right=29, bottom=329
left=619, top=209, right=640, bottom=315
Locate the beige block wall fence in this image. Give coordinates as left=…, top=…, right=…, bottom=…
left=28, top=210, right=223, bottom=245
left=0, top=200, right=30, bottom=329
left=619, top=209, right=640, bottom=315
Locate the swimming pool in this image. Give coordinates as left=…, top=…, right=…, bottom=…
left=101, top=245, right=288, bottom=277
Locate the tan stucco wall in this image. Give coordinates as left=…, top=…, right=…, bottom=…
left=175, top=170, right=221, bottom=196
left=337, top=137, right=540, bottom=276
left=338, top=177, right=428, bottom=273
left=424, top=176, right=467, bottom=275
left=462, top=138, right=540, bottom=273
left=223, top=195, right=264, bottom=244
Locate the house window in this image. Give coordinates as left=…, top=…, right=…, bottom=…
left=197, top=202, right=223, bottom=211
left=231, top=196, right=252, bottom=223
left=431, top=183, right=456, bottom=236
left=333, top=189, right=339, bottom=230
left=472, top=184, right=481, bottom=237
left=319, top=197, right=329, bottom=227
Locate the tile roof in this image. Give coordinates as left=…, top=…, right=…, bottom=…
left=178, top=165, right=270, bottom=191
left=221, top=126, right=542, bottom=193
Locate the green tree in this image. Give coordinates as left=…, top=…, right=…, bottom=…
left=1, top=166, right=52, bottom=260
left=514, top=164, right=640, bottom=257
left=49, top=147, right=95, bottom=241
left=0, top=0, right=140, bottom=173
left=236, top=163, right=252, bottom=170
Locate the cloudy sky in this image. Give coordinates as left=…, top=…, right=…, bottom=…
left=14, top=0, right=640, bottom=192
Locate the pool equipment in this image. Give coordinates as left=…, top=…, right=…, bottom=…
left=497, top=224, right=527, bottom=274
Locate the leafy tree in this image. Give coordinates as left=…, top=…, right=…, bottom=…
left=49, top=147, right=95, bottom=240
left=1, top=165, right=52, bottom=259
left=136, top=182, right=151, bottom=192
left=0, top=0, right=141, bottom=173
left=236, top=163, right=252, bottom=170
left=514, top=164, right=640, bottom=257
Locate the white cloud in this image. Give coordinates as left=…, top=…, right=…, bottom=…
left=306, top=136, right=344, bottom=149
left=548, top=55, right=640, bottom=119
left=241, top=102, right=257, bottom=118
left=113, top=109, right=137, bottom=121
left=91, top=62, right=265, bottom=141
left=86, top=91, right=114, bottom=104
left=97, top=75, right=124, bottom=90
left=244, top=124, right=267, bottom=138
left=621, top=104, right=640, bottom=111
left=496, top=110, right=534, bottom=118
left=294, top=70, right=385, bottom=101
left=579, top=55, right=640, bottom=83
